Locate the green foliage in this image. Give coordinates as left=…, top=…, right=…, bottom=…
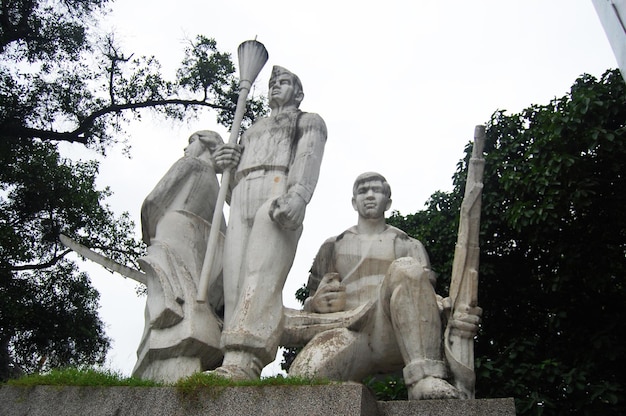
left=1, top=1, right=267, bottom=149
left=0, top=0, right=108, bottom=61
left=175, top=373, right=330, bottom=404
left=177, top=36, right=234, bottom=100
left=0, top=138, right=142, bottom=268
left=6, top=367, right=160, bottom=387
left=388, top=190, right=461, bottom=295
left=5, top=367, right=328, bottom=389
left=363, top=375, right=407, bottom=401
left=176, top=35, right=266, bottom=131
left=295, top=284, right=309, bottom=305
left=0, top=137, right=143, bottom=380
left=391, top=69, right=625, bottom=415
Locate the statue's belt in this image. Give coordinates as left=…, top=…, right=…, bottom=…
left=233, top=165, right=289, bottom=187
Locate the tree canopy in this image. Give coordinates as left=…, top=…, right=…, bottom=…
left=1, top=0, right=266, bottom=380
left=389, top=68, right=625, bottom=415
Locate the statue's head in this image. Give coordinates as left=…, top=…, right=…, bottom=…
left=268, top=65, right=304, bottom=109
left=185, top=130, right=223, bottom=158
left=352, top=172, right=392, bottom=219
left=352, top=172, right=392, bottom=198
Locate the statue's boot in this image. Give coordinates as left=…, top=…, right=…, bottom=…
left=403, top=359, right=462, bottom=400
left=205, top=351, right=263, bottom=381
left=409, top=375, right=462, bottom=400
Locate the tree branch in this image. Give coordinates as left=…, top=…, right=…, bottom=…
left=0, top=0, right=36, bottom=53
left=1, top=98, right=233, bottom=144
left=10, top=248, right=72, bottom=271
left=104, top=36, right=133, bottom=106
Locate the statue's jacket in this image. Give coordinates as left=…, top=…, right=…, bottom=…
left=307, top=225, right=431, bottom=312
left=233, top=109, right=327, bottom=204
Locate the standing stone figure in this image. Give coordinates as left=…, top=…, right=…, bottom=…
left=134, top=130, right=227, bottom=382
left=288, top=172, right=481, bottom=400
left=210, top=66, right=327, bottom=379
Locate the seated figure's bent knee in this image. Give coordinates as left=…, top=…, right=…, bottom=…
left=290, top=328, right=360, bottom=380
left=380, top=257, right=437, bottom=319
left=385, top=257, right=435, bottom=288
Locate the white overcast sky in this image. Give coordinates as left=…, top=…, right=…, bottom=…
left=62, top=0, right=618, bottom=376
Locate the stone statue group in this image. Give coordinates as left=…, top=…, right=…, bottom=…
left=74, top=64, right=484, bottom=401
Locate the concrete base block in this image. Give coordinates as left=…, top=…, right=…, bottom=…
left=1, top=384, right=515, bottom=416
left=378, top=397, right=516, bottom=415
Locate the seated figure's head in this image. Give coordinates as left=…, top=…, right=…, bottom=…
left=268, top=65, right=304, bottom=109
left=352, top=172, right=392, bottom=220
left=352, top=172, right=392, bottom=198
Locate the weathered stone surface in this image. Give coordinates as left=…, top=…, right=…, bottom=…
left=134, top=130, right=226, bottom=382
left=211, top=64, right=327, bottom=379
left=0, top=385, right=515, bottom=416
left=0, top=384, right=376, bottom=416
left=60, top=59, right=329, bottom=385
left=287, top=172, right=483, bottom=401
left=378, top=397, right=516, bottom=416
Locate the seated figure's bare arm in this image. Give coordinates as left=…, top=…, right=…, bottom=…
left=304, top=273, right=346, bottom=313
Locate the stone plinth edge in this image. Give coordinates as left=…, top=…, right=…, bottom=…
left=0, top=384, right=515, bottom=416
left=379, top=397, right=516, bottom=415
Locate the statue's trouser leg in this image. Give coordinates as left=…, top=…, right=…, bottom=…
left=290, top=293, right=405, bottom=380
left=291, top=258, right=448, bottom=386
left=289, top=302, right=409, bottom=380
left=289, top=328, right=374, bottom=381
left=222, top=172, right=289, bottom=319
left=221, top=200, right=249, bottom=323
left=221, top=173, right=301, bottom=373
left=381, top=257, right=452, bottom=398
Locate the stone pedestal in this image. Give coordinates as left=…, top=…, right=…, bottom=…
left=0, top=384, right=515, bottom=415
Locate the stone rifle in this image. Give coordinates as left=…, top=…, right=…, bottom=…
left=444, top=125, right=486, bottom=399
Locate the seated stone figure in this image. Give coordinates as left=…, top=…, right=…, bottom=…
left=133, top=130, right=227, bottom=382
left=288, top=172, right=481, bottom=400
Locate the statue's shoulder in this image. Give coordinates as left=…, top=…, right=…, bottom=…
left=334, top=226, right=359, bottom=243
left=316, top=236, right=338, bottom=252
left=299, top=111, right=323, bottom=121
left=386, top=225, right=426, bottom=251
left=244, top=116, right=270, bottom=136
left=298, top=111, right=327, bottom=132
left=315, top=226, right=357, bottom=254
left=384, top=225, right=411, bottom=240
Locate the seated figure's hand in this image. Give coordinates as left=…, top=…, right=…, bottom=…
left=437, top=295, right=450, bottom=314
left=269, top=192, right=306, bottom=230
left=213, top=143, right=242, bottom=172
left=449, top=303, right=482, bottom=338
left=307, top=273, right=346, bottom=313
